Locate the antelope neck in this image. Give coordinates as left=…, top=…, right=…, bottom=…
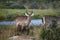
left=27, top=16, right=31, bottom=25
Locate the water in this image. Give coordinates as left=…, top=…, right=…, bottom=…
left=30, top=19, right=42, bottom=26
left=0, top=19, right=42, bottom=26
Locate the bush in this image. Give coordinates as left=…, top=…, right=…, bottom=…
left=27, top=2, right=39, bottom=9
left=10, top=4, right=25, bottom=9
left=0, top=5, right=11, bottom=9
left=6, top=14, right=18, bottom=21
left=0, top=15, right=6, bottom=21
left=40, top=20, right=60, bottom=40
left=0, top=2, right=26, bottom=9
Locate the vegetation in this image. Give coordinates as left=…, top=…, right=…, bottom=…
left=0, top=0, right=60, bottom=9
left=0, top=25, right=17, bottom=40
left=40, top=20, right=60, bottom=40
left=0, top=20, right=60, bottom=40
left=0, top=0, right=60, bottom=40
left=0, top=9, right=60, bottom=21
left=0, top=24, right=43, bottom=40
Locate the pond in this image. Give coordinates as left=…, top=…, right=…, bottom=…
left=0, top=19, right=42, bottom=26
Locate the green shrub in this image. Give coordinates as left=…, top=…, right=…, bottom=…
left=40, top=20, right=60, bottom=40
left=6, top=14, right=18, bottom=21
left=0, top=5, right=11, bottom=9
left=0, top=15, right=6, bottom=21
left=27, top=2, right=39, bottom=9
left=10, top=4, right=25, bottom=9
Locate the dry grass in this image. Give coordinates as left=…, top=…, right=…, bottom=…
left=29, top=25, right=43, bottom=40
left=0, top=25, right=43, bottom=40
left=0, top=25, right=17, bottom=40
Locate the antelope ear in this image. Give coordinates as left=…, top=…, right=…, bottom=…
left=31, top=13, right=34, bottom=16
left=25, top=13, right=29, bottom=16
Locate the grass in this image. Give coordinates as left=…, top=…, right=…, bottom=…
left=0, top=24, right=17, bottom=40
left=29, top=25, right=43, bottom=40
left=0, top=24, right=43, bottom=40
left=0, top=24, right=60, bottom=40
left=0, top=9, right=60, bottom=19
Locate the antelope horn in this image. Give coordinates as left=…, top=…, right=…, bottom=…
left=25, top=13, right=29, bottom=16
left=25, top=10, right=29, bottom=16
left=31, top=11, right=34, bottom=16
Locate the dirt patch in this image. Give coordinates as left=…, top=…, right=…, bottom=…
left=9, top=35, right=34, bottom=40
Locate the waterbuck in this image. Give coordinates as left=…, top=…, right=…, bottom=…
left=15, top=11, right=34, bottom=35
left=43, top=15, right=60, bottom=29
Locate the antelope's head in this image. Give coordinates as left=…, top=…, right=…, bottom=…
left=25, top=11, right=34, bottom=17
